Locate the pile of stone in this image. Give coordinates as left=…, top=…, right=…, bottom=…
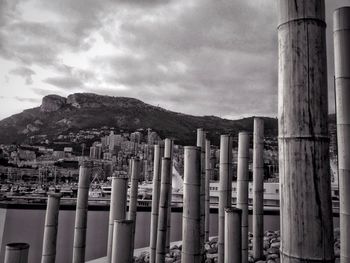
left=134, top=228, right=341, bottom=263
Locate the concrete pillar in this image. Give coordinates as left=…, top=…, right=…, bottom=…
left=236, top=132, right=249, bottom=263
left=224, top=207, right=242, bottom=263
left=41, top=193, right=62, bottom=263
left=155, top=158, right=172, bottom=263
left=111, top=220, right=133, bottom=263
left=196, top=129, right=206, bottom=252
left=164, top=138, right=173, bottom=252
left=150, top=144, right=165, bottom=263
left=218, top=134, right=233, bottom=263
left=107, top=173, right=128, bottom=262
left=278, top=0, right=334, bottom=262
left=5, top=243, right=29, bottom=263
left=252, top=118, right=264, bottom=260
left=334, top=7, right=350, bottom=263
left=72, top=160, right=92, bottom=263
left=128, top=157, right=140, bottom=259
left=205, top=139, right=211, bottom=242
left=182, top=146, right=201, bottom=263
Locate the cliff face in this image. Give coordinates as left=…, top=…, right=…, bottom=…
left=40, top=95, right=67, bottom=112
left=0, top=93, right=278, bottom=145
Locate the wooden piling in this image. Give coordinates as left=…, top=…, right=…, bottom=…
left=150, top=143, right=165, bottom=263
left=182, top=146, right=201, bottom=263
left=278, top=0, right=334, bottom=262
left=41, top=193, right=62, bottom=263
left=224, top=207, right=242, bottom=263
left=164, top=138, right=173, bottom=252
left=107, top=173, right=128, bottom=262
left=111, top=220, right=133, bottom=263
left=205, top=138, right=211, bottom=242
left=218, top=135, right=233, bottom=263
left=5, top=243, right=29, bottom=263
left=252, top=118, right=264, bottom=260
left=236, top=132, right=249, bottom=263
left=72, top=160, right=92, bottom=263
left=334, top=6, right=350, bottom=263
left=155, top=158, right=172, bottom=263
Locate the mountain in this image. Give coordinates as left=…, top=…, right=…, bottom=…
left=0, top=93, right=278, bottom=145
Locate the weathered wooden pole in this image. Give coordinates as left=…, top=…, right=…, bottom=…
left=196, top=128, right=206, bottom=253
left=236, top=131, right=249, bottom=263
left=111, top=219, right=133, bottom=263
left=205, top=138, right=211, bottom=242
left=41, top=193, right=62, bottom=263
left=218, top=135, right=233, bottom=263
left=278, top=0, right=334, bottom=262
left=182, top=146, right=201, bottom=263
left=128, top=157, right=140, bottom=259
left=155, top=157, right=172, bottom=263
left=107, top=173, right=128, bottom=262
left=164, top=138, right=173, bottom=252
left=252, top=118, right=264, bottom=260
left=72, top=160, right=92, bottom=263
left=334, top=6, right=350, bottom=263
left=150, top=143, right=165, bottom=263
left=5, top=243, right=30, bottom=263
left=224, top=207, right=242, bottom=263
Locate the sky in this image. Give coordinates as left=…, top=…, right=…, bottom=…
left=0, top=0, right=348, bottom=120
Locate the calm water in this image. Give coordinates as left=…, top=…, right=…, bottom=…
left=0, top=207, right=339, bottom=263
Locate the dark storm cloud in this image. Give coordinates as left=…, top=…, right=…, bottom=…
left=9, top=66, right=35, bottom=85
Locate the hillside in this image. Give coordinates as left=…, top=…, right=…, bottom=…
left=0, top=93, right=278, bottom=145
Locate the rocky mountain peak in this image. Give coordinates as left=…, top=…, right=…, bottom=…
left=40, top=95, right=67, bottom=112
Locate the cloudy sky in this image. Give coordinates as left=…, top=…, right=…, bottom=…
left=0, top=0, right=348, bottom=120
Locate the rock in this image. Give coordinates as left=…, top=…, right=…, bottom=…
left=207, top=247, right=218, bottom=254
left=267, top=253, right=279, bottom=260
left=40, top=94, right=67, bottom=112
left=270, top=242, right=280, bottom=248
left=267, top=247, right=279, bottom=254
left=207, top=253, right=218, bottom=259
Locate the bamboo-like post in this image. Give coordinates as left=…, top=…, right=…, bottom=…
left=5, top=243, right=29, bottom=263
left=182, top=146, right=201, bottom=263
left=155, top=158, right=172, bottom=263
left=164, top=138, right=173, bottom=252
left=196, top=128, right=206, bottom=254
left=111, top=220, right=133, bottom=263
left=41, top=193, right=62, bottom=263
left=224, top=207, right=242, bottom=263
left=278, top=0, right=334, bottom=262
left=218, top=135, right=233, bottom=263
left=128, top=157, right=140, bottom=259
left=107, top=173, right=128, bottom=262
left=72, top=160, right=92, bottom=263
left=205, top=139, right=211, bottom=242
left=150, top=143, right=165, bottom=263
left=252, top=118, right=264, bottom=260
left=334, top=6, right=350, bottom=263
left=236, top=132, right=249, bottom=263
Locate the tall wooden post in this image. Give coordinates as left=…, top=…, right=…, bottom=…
left=72, top=160, right=92, bottom=263
left=278, top=0, right=334, bottom=262
left=218, top=135, right=233, bottom=263
left=224, top=208, right=242, bottom=263
left=128, top=157, right=140, bottom=260
left=150, top=143, right=164, bottom=263
left=41, top=193, right=62, bottom=263
left=252, top=118, right=264, bottom=260
left=107, top=173, right=128, bottom=262
left=164, top=138, right=173, bottom=252
left=205, top=138, right=211, bottom=242
left=155, top=158, right=172, bottom=263
left=182, top=146, right=201, bottom=263
left=196, top=128, right=206, bottom=253
left=334, top=6, right=350, bottom=263
left=236, top=132, right=249, bottom=263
